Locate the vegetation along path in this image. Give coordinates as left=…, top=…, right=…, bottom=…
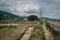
left=16, top=22, right=39, bottom=40
left=43, top=23, right=54, bottom=40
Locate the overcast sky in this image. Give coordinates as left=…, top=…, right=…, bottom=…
left=0, top=0, right=60, bottom=19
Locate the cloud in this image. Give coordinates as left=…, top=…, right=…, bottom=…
left=15, top=4, right=39, bottom=12
left=0, top=0, right=60, bottom=19
left=24, top=9, right=39, bottom=14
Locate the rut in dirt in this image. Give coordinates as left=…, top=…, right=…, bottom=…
left=16, top=26, right=34, bottom=40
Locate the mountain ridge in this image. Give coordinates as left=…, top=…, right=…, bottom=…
left=0, top=10, right=23, bottom=20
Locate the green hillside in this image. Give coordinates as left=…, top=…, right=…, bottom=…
left=0, top=10, right=23, bottom=23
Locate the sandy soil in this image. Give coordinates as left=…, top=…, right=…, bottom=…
left=43, top=23, right=53, bottom=40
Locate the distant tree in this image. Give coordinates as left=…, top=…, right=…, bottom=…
left=27, top=15, right=39, bottom=21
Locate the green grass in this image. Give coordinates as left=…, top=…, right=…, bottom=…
left=54, top=36, right=60, bottom=40
left=29, top=25, right=45, bottom=40
left=0, top=25, right=17, bottom=32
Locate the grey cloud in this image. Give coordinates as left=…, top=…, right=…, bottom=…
left=24, top=10, right=39, bottom=14
left=0, top=0, right=60, bottom=19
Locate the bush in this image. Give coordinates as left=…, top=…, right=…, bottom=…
left=27, top=15, right=39, bottom=21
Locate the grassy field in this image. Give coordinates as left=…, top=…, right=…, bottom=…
left=0, top=21, right=60, bottom=40
left=0, top=21, right=39, bottom=40
left=0, top=25, right=17, bottom=32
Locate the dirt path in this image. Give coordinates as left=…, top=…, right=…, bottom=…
left=15, top=22, right=39, bottom=40
left=43, top=23, right=53, bottom=40
left=20, top=27, right=34, bottom=40
left=0, top=23, right=37, bottom=40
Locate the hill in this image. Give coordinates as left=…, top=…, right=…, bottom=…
left=0, top=10, right=23, bottom=23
